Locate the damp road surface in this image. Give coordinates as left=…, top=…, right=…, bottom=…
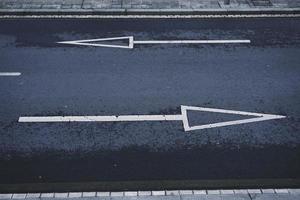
left=0, top=17, right=300, bottom=190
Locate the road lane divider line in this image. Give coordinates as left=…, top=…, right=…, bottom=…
left=18, top=105, right=286, bottom=132
left=0, top=72, right=21, bottom=76
left=57, top=36, right=251, bottom=49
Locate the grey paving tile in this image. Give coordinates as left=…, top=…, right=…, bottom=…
left=0, top=194, right=12, bottom=199
left=288, top=189, right=300, bottom=194
left=181, top=195, right=209, bottom=200
left=247, top=189, right=261, bottom=194
left=82, top=192, right=96, bottom=197
left=110, top=192, right=124, bottom=197
left=152, top=191, right=165, bottom=196
left=207, top=190, right=221, bottom=195
left=221, top=194, right=250, bottom=200
left=261, top=189, right=275, bottom=194
left=12, top=194, right=26, bottom=199
left=124, top=192, right=138, bottom=197
left=40, top=193, right=54, bottom=198
left=249, top=193, right=297, bottom=200
left=275, top=189, right=289, bottom=194
left=68, top=193, right=82, bottom=198
left=193, top=190, right=206, bottom=195
left=138, top=191, right=152, bottom=196
left=54, top=193, right=68, bottom=198
left=166, top=191, right=179, bottom=196
left=179, top=190, right=193, bottom=195
left=26, top=193, right=40, bottom=198
left=96, top=192, right=110, bottom=197
left=220, top=190, right=234, bottom=194
left=234, top=190, right=248, bottom=194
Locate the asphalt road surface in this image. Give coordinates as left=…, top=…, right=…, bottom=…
left=0, top=17, right=300, bottom=190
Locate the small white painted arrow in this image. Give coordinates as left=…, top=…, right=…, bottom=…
left=18, top=105, right=285, bottom=132
left=57, top=36, right=251, bottom=49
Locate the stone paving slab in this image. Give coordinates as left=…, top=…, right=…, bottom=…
left=0, top=0, right=299, bottom=11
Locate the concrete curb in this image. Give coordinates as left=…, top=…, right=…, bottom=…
left=1, top=189, right=300, bottom=199
left=0, top=8, right=300, bottom=16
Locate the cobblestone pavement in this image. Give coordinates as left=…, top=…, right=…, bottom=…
left=0, top=0, right=299, bottom=10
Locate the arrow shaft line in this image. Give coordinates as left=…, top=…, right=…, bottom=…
left=134, top=40, right=251, bottom=44
left=18, top=114, right=183, bottom=123
left=0, top=72, right=21, bottom=76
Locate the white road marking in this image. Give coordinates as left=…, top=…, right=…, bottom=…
left=0, top=72, right=21, bottom=76
left=0, top=14, right=299, bottom=19
left=19, top=105, right=286, bottom=132
left=134, top=40, right=250, bottom=44
left=57, top=36, right=250, bottom=49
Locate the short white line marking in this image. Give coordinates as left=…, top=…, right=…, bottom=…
left=19, top=105, right=286, bottom=132
left=0, top=14, right=299, bottom=19
left=0, top=72, right=21, bottom=76
left=58, top=36, right=250, bottom=49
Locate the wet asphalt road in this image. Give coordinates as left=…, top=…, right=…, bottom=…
left=0, top=17, right=300, bottom=187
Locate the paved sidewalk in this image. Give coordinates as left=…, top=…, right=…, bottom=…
left=0, top=0, right=299, bottom=14
left=1, top=189, right=300, bottom=200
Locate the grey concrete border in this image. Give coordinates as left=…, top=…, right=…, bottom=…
left=0, top=8, right=300, bottom=16
left=1, top=189, right=300, bottom=199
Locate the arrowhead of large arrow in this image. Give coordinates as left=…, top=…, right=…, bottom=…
left=181, top=105, right=286, bottom=132
left=57, top=36, right=134, bottom=49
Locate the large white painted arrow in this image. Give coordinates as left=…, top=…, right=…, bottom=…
left=57, top=36, right=251, bottom=49
left=19, top=105, right=285, bottom=132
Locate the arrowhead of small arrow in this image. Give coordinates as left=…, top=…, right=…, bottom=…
left=57, top=36, right=134, bottom=49
left=181, top=105, right=286, bottom=131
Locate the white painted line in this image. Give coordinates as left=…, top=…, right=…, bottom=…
left=1, top=14, right=300, bottom=19
left=134, top=39, right=250, bottom=44
left=18, top=114, right=183, bottom=123
left=57, top=36, right=250, bottom=49
left=0, top=72, right=21, bottom=76
left=19, top=105, right=286, bottom=132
